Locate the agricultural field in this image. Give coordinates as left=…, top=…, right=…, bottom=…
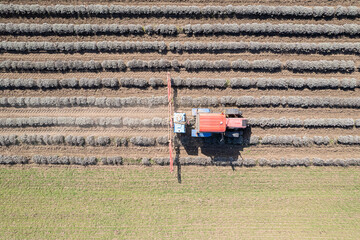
left=0, top=165, right=360, bottom=239
left=0, top=0, right=360, bottom=238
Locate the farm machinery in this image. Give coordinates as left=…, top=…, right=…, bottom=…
left=166, top=73, right=248, bottom=172
left=173, top=108, right=248, bottom=138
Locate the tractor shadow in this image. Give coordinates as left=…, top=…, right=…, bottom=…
left=177, top=126, right=252, bottom=161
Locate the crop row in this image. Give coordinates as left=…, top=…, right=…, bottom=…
left=0, top=59, right=356, bottom=73
left=286, top=60, right=355, bottom=73
left=173, top=77, right=359, bottom=89
left=2, top=96, right=360, bottom=109
left=0, top=96, right=168, bottom=108
left=0, top=23, right=176, bottom=36
left=183, top=23, right=360, bottom=37
left=0, top=117, right=359, bottom=129
left=250, top=135, right=331, bottom=146
left=249, top=118, right=359, bottom=128
left=154, top=157, right=360, bottom=167
left=169, top=41, right=360, bottom=55
left=0, top=117, right=167, bottom=128
left=229, top=78, right=358, bottom=90
left=0, top=5, right=359, bottom=19
left=1, top=23, right=360, bottom=37
left=0, top=134, right=116, bottom=146
left=0, top=78, right=165, bottom=89
left=0, top=155, right=122, bottom=165
left=183, top=59, right=283, bottom=72
left=179, top=96, right=360, bottom=108
left=250, top=135, right=360, bottom=146
left=36, top=155, right=122, bottom=165
left=0, top=155, right=118, bottom=165
left=283, top=60, right=355, bottom=73
left=2, top=154, right=360, bottom=167
left=0, top=77, right=358, bottom=90
left=0, top=41, right=167, bottom=53
left=2, top=134, right=359, bottom=147
left=0, top=134, right=168, bottom=147
left=35, top=156, right=123, bottom=165
left=32, top=155, right=98, bottom=165
left=0, top=155, right=29, bottom=164
left=3, top=41, right=360, bottom=55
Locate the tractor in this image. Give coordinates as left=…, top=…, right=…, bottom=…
left=173, top=108, right=248, bottom=141
left=166, top=72, right=248, bottom=172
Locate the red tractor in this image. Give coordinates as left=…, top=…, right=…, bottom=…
left=174, top=108, right=248, bottom=138
left=166, top=72, right=248, bottom=172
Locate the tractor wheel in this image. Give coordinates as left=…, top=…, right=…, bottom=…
left=225, top=131, right=240, bottom=138
left=188, top=118, right=196, bottom=126
left=225, top=108, right=240, bottom=116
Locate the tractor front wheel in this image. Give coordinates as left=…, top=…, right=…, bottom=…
left=225, top=108, right=242, bottom=116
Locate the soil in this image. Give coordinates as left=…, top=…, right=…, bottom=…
left=1, top=52, right=360, bottom=62
left=1, top=106, right=360, bottom=118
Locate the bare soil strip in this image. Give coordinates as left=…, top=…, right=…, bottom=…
left=0, top=127, right=168, bottom=137
left=0, top=144, right=358, bottom=159
left=0, top=145, right=169, bottom=158
left=0, top=125, right=358, bottom=138
left=1, top=52, right=359, bottom=62
left=0, top=107, right=168, bottom=118
left=251, top=127, right=360, bottom=137
left=1, top=87, right=359, bottom=98
left=0, top=106, right=359, bottom=119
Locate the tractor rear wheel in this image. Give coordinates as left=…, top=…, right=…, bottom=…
left=225, top=131, right=240, bottom=138
left=225, top=108, right=242, bottom=116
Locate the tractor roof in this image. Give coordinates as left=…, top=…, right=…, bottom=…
left=198, top=113, right=226, bottom=133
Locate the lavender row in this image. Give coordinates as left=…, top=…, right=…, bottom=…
left=0, top=78, right=164, bottom=89
left=0, top=96, right=168, bottom=108
left=1, top=23, right=360, bottom=37
left=0, top=59, right=356, bottom=73
left=0, top=77, right=358, bottom=90
left=0, top=4, right=359, bottom=19
left=2, top=134, right=359, bottom=147
left=1, top=155, right=359, bottom=167
left=153, top=157, right=360, bottom=167
left=2, top=96, right=360, bottom=109
left=0, top=117, right=167, bottom=128
left=0, top=134, right=169, bottom=147
left=3, top=41, right=360, bottom=55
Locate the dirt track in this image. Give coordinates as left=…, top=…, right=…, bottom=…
left=1, top=144, right=358, bottom=160
left=1, top=1, right=360, bottom=161
left=2, top=52, right=360, bottom=62
left=1, top=106, right=360, bottom=119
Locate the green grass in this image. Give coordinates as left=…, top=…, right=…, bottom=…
left=0, top=165, right=359, bottom=239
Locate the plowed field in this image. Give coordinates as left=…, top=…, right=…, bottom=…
left=1, top=1, right=360, bottom=163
